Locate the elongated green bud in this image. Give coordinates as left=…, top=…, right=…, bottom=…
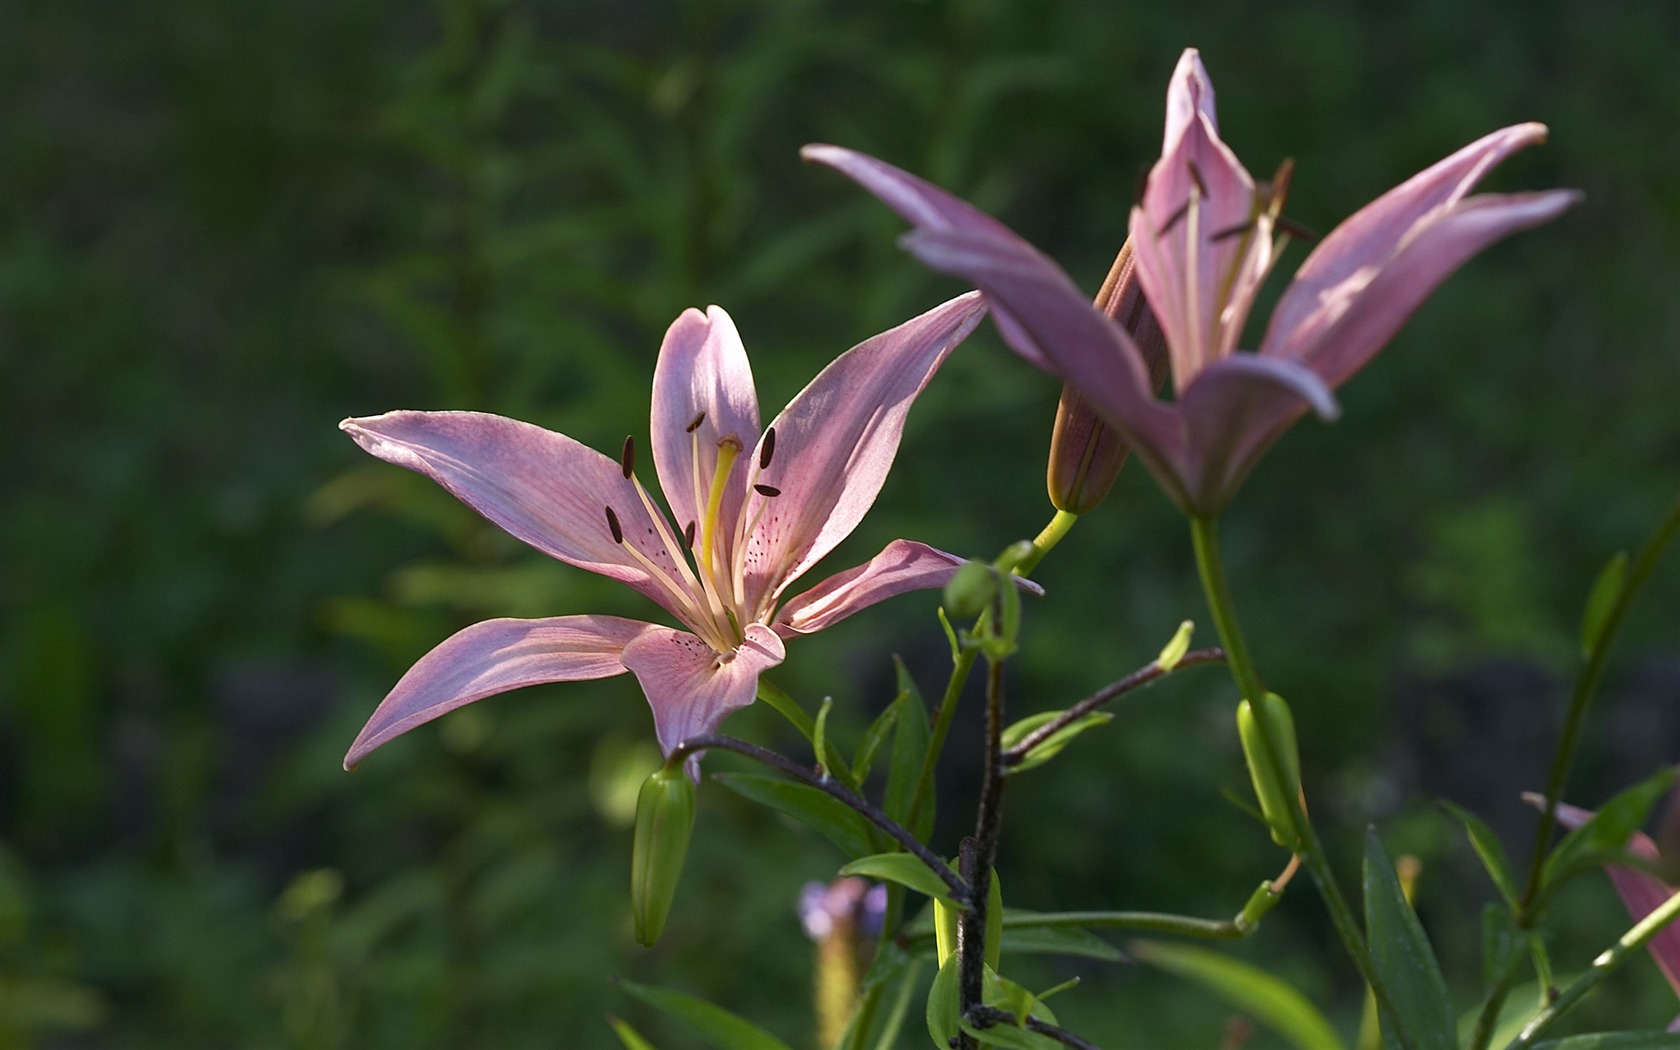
left=1046, top=238, right=1168, bottom=514
left=1236, top=692, right=1302, bottom=849
left=631, top=764, right=696, bottom=946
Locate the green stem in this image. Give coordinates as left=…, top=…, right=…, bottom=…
left=1516, top=495, right=1680, bottom=914
left=1505, top=885, right=1680, bottom=1048
left=1013, top=509, right=1079, bottom=576
left=1189, top=515, right=1416, bottom=1050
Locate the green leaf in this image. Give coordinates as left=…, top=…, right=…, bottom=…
left=712, top=773, right=879, bottom=859
left=861, top=955, right=923, bottom=1050
left=958, top=1017, right=1063, bottom=1050
left=1440, top=800, right=1522, bottom=906
left=1131, top=940, right=1346, bottom=1050
left=883, top=659, right=932, bottom=840
left=1580, top=550, right=1628, bottom=659
left=851, top=701, right=899, bottom=786
left=1531, top=1035, right=1680, bottom=1050
left=1363, top=830, right=1455, bottom=1050
left=607, top=1015, right=660, bottom=1050
left=616, top=981, right=796, bottom=1050
left=840, top=853, right=956, bottom=903
left=1000, top=710, right=1112, bottom=774
left=926, top=954, right=961, bottom=1050
left=1541, top=768, right=1678, bottom=897
left=1481, top=903, right=1526, bottom=990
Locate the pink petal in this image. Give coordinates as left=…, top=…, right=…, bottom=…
left=619, top=623, right=786, bottom=765
left=739, top=292, right=986, bottom=613
left=1263, top=123, right=1576, bottom=382
left=649, top=306, right=761, bottom=559
left=1177, top=355, right=1339, bottom=515
left=900, top=227, right=1186, bottom=487
left=341, top=411, right=694, bottom=620
left=1132, top=57, right=1264, bottom=392
left=1162, top=48, right=1220, bottom=153
left=1267, top=189, right=1580, bottom=390
left=801, top=143, right=1053, bottom=371
left=777, top=539, right=1046, bottom=635
left=344, top=615, right=656, bottom=768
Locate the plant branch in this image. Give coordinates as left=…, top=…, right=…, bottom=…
left=957, top=657, right=1010, bottom=1050
left=667, top=734, right=969, bottom=903
left=969, top=1006, right=1102, bottom=1050
left=1516, top=495, right=1680, bottom=915
left=1504, top=883, right=1680, bottom=1048
left=1002, top=647, right=1226, bottom=766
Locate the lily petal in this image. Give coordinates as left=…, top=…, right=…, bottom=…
left=1264, top=122, right=1575, bottom=381
left=1556, top=801, right=1680, bottom=996
left=620, top=623, right=786, bottom=764
left=778, top=538, right=1046, bottom=636
left=901, top=227, right=1184, bottom=476
left=343, top=615, right=656, bottom=768
left=1133, top=55, right=1264, bottom=390
left=650, top=306, right=761, bottom=552
left=1178, top=355, right=1340, bottom=516
left=341, top=411, right=694, bottom=618
left=741, top=291, right=985, bottom=612
left=1267, top=189, right=1581, bottom=390
left=801, top=144, right=1055, bottom=372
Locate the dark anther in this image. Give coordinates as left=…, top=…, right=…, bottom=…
left=682, top=520, right=696, bottom=549
left=1276, top=216, right=1320, bottom=243
left=1209, top=218, right=1257, bottom=242
left=604, top=506, right=624, bottom=544
left=1156, top=199, right=1192, bottom=237
left=1186, top=159, right=1209, bottom=197
left=685, top=411, right=706, bottom=433
left=620, top=436, right=635, bottom=479
left=753, top=484, right=781, bottom=498
left=759, top=426, right=776, bottom=470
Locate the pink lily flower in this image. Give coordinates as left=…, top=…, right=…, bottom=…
left=341, top=292, right=993, bottom=770
left=805, top=48, right=1579, bottom=515
left=1555, top=800, right=1680, bottom=1025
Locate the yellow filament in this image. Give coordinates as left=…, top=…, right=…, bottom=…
left=627, top=474, right=726, bottom=630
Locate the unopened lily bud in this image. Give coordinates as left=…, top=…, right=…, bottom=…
left=1045, top=237, right=1169, bottom=514
left=1236, top=692, right=1302, bottom=849
left=631, top=764, right=696, bottom=946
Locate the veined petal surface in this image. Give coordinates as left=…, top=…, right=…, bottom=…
left=650, top=306, right=761, bottom=550
left=340, top=411, right=690, bottom=616
left=620, top=623, right=786, bottom=762
left=741, top=291, right=984, bottom=612
left=1178, top=355, right=1338, bottom=515
left=344, top=616, right=656, bottom=768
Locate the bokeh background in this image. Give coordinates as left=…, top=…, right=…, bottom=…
left=4, top=0, right=1678, bottom=1046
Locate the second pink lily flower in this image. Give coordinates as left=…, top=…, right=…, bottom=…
left=806, top=48, right=1580, bottom=516
left=341, top=292, right=992, bottom=771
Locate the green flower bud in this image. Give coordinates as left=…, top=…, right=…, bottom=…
left=630, top=764, right=696, bottom=946
left=1236, top=692, right=1302, bottom=849
left=943, top=561, right=997, bottom=620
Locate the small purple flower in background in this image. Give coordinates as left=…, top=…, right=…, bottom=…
left=1555, top=800, right=1680, bottom=1027
left=805, top=48, right=1580, bottom=516
left=801, top=877, right=888, bottom=1046
left=340, top=293, right=987, bottom=771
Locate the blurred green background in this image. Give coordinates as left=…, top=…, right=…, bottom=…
left=3, top=0, right=1678, bottom=1046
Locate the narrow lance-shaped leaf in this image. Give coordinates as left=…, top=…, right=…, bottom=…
left=840, top=853, right=956, bottom=904
left=1363, top=830, right=1455, bottom=1050
left=1131, top=939, right=1346, bottom=1050
left=1540, top=768, right=1678, bottom=898
left=1580, top=551, right=1629, bottom=660
left=616, top=981, right=797, bottom=1050
left=883, top=658, right=932, bottom=840
left=1439, top=800, right=1522, bottom=907
left=712, top=773, right=881, bottom=860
